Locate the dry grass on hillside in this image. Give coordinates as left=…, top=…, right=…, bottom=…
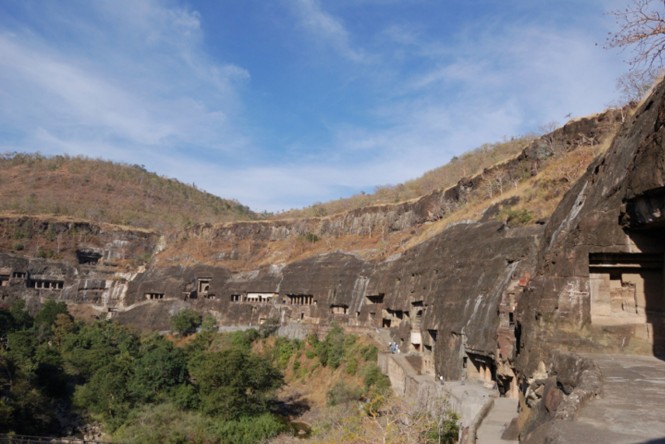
left=277, top=135, right=536, bottom=219
left=402, top=138, right=613, bottom=250
left=0, top=153, right=256, bottom=232
left=161, top=133, right=615, bottom=271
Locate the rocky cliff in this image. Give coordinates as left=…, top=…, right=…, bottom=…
left=511, top=83, right=665, bottom=440
left=0, top=217, right=159, bottom=316
left=0, top=82, right=656, bottom=440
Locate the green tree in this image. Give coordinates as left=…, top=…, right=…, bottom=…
left=170, top=309, right=202, bottom=336
left=0, top=307, right=15, bottom=338
left=200, top=314, right=218, bottom=333
left=60, top=321, right=139, bottom=379
left=128, top=335, right=187, bottom=403
left=34, top=299, right=70, bottom=341
left=189, top=348, right=283, bottom=419
left=74, top=353, right=136, bottom=430
left=9, top=299, right=32, bottom=331
left=315, top=324, right=346, bottom=369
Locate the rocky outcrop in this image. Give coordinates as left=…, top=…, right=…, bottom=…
left=0, top=219, right=160, bottom=315
left=512, top=82, right=665, bottom=439
left=123, top=220, right=542, bottom=384
left=0, top=83, right=655, bottom=441
left=166, top=109, right=622, bottom=270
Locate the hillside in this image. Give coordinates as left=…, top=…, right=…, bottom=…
left=160, top=108, right=626, bottom=271
left=277, top=135, right=536, bottom=219
left=0, top=153, right=256, bottom=232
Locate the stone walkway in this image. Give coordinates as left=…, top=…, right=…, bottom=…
left=552, top=354, right=665, bottom=443
left=476, top=397, right=518, bottom=444
left=369, top=328, right=540, bottom=443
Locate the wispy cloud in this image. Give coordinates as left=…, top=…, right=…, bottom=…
left=290, top=0, right=368, bottom=63
left=0, top=0, right=251, bottom=166
left=0, top=1, right=627, bottom=213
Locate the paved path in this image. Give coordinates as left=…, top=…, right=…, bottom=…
left=476, top=397, right=519, bottom=444
left=554, top=354, right=665, bottom=443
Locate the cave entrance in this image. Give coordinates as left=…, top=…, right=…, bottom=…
left=197, top=278, right=211, bottom=296
left=330, top=304, right=348, bottom=315
left=589, top=253, right=663, bottom=326
left=421, top=329, right=437, bottom=376
left=496, top=372, right=519, bottom=399
left=465, top=352, right=496, bottom=386
left=366, top=294, right=384, bottom=304
left=287, top=294, right=314, bottom=305
left=590, top=251, right=665, bottom=356
left=410, top=301, right=425, bottom=353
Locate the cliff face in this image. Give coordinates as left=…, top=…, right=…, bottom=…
left=157, top=109, right=622, bottom=271
left=518, top=85, right=665, bottom=364
left=0, top=218, right=159, bottom=316
left=0, top=84, right=656, bottom=436
left=124, top=221, right=541, bottom=383
left=512, top=84, right=665, bottom=439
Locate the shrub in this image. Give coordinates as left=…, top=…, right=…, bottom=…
left=316, top=325, right=345, bottom=369
left=200, top=314, right=218, bottom=333
left=502, top=208, right=533, bottom=226
left=212, top=413, right=286, bottom=444
left=345, top=358, right=358, bottom=376
left=362, top=363, right=390, bottom=394
left=273, top=337, right=299, bottom=369
left=361, top=345, right=378, bottom=362
left=421, top=410, right=460, bottom=444
left=303, top=232, right=320, bottom=243
left=170, top=309, right=202, bottom=336
left=326, top=380, right=361, bottom=406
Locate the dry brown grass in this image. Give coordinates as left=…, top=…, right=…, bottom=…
left=402, top=138, right=613, bottom=250
left=276, top=136, right=536, bottom=219
left=0, top=153, right=256, bottom=232
left=165, top=133, right=614, bottom=272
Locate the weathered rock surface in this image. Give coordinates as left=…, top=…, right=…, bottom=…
left=124, top=220, right=542, bottom=381
left=0, top=219, right=159, bottom=315
left=0, top=80, right=661, bottom=442
left=514, top=82, right=665, bottom=440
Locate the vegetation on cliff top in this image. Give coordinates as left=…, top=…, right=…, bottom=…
left=0, top=153, right=256, bottom=232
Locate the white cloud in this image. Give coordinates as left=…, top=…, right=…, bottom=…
left=0, top=0, right=253, bottom=164
left=291, top=0, right=368, bottom=63
left=162, top=9, right=625, bottom=213
left=0, top=1, right=628, bottom=213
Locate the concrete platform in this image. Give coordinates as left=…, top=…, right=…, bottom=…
left=476, top=397, right=519, bottom=444
left=552, top=354, right=665, bottom=444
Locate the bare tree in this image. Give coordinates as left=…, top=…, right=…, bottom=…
left=617, top=69, right=657, bottom=103
left=607, top=0, right=665, bottom=96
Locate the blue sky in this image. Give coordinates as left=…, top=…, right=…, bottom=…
left=0, top=0, right=628, bottom=212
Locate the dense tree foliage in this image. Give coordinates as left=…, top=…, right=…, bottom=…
left=0, top=300, right=285, bottom=442
left=169, top=308, right=202, bottom=336
left=0, top=304, right=418, bottom=443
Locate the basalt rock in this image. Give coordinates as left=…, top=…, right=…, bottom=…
left=124, top=220, right=541, bottom=382
left=0, top=81, right=654, bottom=440
left=513, top=81, right=665, bottom=439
